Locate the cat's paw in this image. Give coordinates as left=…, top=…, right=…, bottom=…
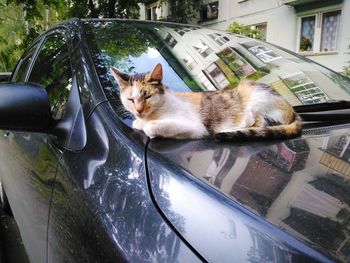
left=143, top=123, right=159, bottom=139
left=132, top=118, right=144, bottom=130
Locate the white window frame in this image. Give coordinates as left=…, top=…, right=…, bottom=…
left=146, top=1, right=162, bottom=21
left=297, top=8, right=341, bottom=54
left=250, top=22, right=267, bottom=41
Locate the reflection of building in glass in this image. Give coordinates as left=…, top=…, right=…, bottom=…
left=164, top=33, right=177, bottom=48
left=270, top=79, right=301, bottom=106
left=174, top=26, right=199, bottom=36
left=156, top=25, right=347, bottom=102
left=183, top=53, right=197, bottom=70
left=241, top=41, right=282, bottom=63
left=247, top=227, right=295, bottom=263
left=193, top=40, right=213, bottom=58
left=208, top=33, right=229, bottom=46
left=320, top=135, right=350, bottom=177
left=217, top=47, right=256, bottom=79
left=198, top=72, right=216, bottom=91
left=156, top=26, right=273, bottom=91
left=281, top=72, right=329, bottom=104
left=205, top=63, right=230, bottom=89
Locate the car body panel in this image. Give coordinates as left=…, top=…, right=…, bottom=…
left=0, top=130, right=62, bottom=262
left=1, top=18, right=350, bottom=263
left=48, top=102, right=201, bottom=262
left=147, top=127, right=350, bottom=262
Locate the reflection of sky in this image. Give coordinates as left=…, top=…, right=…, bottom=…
left=128, top=48, right=191, bottom=92
left=163, top=174, right=251, bottom=262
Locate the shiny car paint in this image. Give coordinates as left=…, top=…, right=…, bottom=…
left=0, top=18, right=350, bottom=263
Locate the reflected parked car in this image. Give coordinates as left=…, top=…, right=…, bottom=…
left=1, top=18, right=350, bottom=262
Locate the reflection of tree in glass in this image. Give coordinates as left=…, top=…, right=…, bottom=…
left=84, top=21, right=155, bottom=120
left=29, top=34, right=72, bottom=120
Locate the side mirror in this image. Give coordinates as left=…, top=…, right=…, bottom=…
left=0, top=83, right=53, bottom=132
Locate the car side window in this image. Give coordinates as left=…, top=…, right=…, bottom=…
left=12, top=43, right=39, bottom=82
left=28, top=33, right=72, bottom=120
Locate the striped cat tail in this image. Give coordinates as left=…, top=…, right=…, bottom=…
left=215, top=115, right=302, bottom=141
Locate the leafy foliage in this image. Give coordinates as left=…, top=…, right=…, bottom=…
left=0, top=0, right=202, bottom=72
left=226, top=22, right=263, bottom=40
left=165, top=0, right=201, bottom=23
left=66, top=0, right=142, bottom=19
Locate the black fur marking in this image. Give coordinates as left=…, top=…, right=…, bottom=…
left=129, top=73, right=146, bottom=84
left=264, top=116, right=281, bottom=126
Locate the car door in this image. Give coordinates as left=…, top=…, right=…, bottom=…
left=0, top=30, right=73, bottom=263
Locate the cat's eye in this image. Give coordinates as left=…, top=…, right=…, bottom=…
left=145, top=95, right=152, bottom=100
left=128, top=98, right=134, bottom=103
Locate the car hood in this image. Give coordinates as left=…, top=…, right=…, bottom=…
left=147, top=127, right=350, bottom=262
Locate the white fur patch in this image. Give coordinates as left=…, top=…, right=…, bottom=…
left=145, top=93, right=209, bottom=139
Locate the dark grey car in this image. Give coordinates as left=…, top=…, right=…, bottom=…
left=0, top=19, right=350, bottom=262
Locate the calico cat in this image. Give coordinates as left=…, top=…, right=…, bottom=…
left=111, top=63, right=302, bottom=141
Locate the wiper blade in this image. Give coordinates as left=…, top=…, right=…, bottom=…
left=294, top=100, right=350, bottom=113
left=293, top=100, right=350, bottom=123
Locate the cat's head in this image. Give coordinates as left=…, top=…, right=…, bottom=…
left=111, top=63, right=167, bottom=119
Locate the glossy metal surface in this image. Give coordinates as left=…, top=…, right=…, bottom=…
left=48, top=103, right=201, bottom=262
left=148, top=127, right=350, bottom=262
left=0, top=130, right=62, bottom=262
left=2, top=18, right=350, bottom=263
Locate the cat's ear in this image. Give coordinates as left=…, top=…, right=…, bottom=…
left=147, top=63, right=163, bottom=83
left=111, top=67, right=129, bottom=89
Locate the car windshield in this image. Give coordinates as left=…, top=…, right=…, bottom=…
left=83, top=20, right=350, bottom=125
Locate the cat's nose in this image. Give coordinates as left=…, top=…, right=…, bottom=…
left=136, top=108, right=144, bottom=114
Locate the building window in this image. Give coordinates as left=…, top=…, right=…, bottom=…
left=164, top=33, right=177, bottom=48
left=298, top=10, right=341, bottom=53
left=193, top=40, right=213, bottom=58
left=206, top=63, right=229, bottom=89
left=281, top=72, right=329, bottom=104
left=209, top=33, right=230, bottom=46
left=241, top=41, right=281, bottom=63
left=198, top=72, right=216, bottom=91
left=200, top=2, right=219, bottom=21
left=251, top=23, right=267, bottom=41
left=217, top=47, right=255, bottom=78
left=146, top=4, right=162, bottom=20
left=321, top=10, right=341, bottom=52
left=183, top=54, right=197, bottom=70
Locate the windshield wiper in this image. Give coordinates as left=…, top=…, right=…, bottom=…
left=294, top=100, right=350, bottom=122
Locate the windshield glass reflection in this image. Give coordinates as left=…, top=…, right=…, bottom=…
left=84, top=20, right=350, bottom=125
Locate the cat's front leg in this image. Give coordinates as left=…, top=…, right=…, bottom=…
left=143, top=122, right=160, bottom=138
left=132, top=118, right=145, bottom=130
left=143, top=120, right=207, bottom=139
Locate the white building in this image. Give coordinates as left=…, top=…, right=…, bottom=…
left=140, top=0, right=350, bottom=73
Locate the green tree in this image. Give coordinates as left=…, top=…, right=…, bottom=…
left=0, top=2, right=25, bottom=71
left=165, top=0, right=202, bottom=23
left=67, top=0, right=143, bottom=19
left=0, top=0, right=203, bottom=72
left=0, top=0, right=67, bottom=72
left=226, top=22, right=264, bottom=40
